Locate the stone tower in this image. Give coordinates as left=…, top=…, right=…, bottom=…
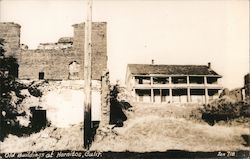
left=0, top=22, right=21, bottom=57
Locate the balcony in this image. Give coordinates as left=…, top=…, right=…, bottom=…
left=133, top=75, right=222, bottom=90
left=134, top=82, right=222, bottom=89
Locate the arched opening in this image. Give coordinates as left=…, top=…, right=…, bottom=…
left=68, top=61, right=80, bottom=80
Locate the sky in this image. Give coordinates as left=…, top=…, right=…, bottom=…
left=0, top=0, right=249, bottom=89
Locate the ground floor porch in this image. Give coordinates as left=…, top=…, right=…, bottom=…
left=134, top=88, right=220, bottom=104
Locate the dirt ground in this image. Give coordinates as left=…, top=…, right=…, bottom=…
left=0, top=124, right=84, bottom=153
left=91, top=103, right=249, bottom=152
left=1, top=104, right=249, bottom=153
left=0, top=81, right=249, bottom=153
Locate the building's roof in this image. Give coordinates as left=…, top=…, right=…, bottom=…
left=127, top=64, right=221, bottom=76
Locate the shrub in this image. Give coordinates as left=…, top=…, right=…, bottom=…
left=199, top=96, right=250, bottom=125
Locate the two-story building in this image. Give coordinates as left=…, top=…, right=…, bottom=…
left=125, top=63, right=222, bottom=105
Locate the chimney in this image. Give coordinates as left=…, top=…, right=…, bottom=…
left=208, top=62, right=211, bottom=69
left=151, top=59, right=154, bottom=65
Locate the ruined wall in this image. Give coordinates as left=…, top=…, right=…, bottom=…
left=101, top=71, right=110, bottom=126
left=73, top=22, right=107, bottom=80
left=0, top=22, right=21, bottom=57
left=220, top=88, right=244, bottom=102
left=17, top=49, right=84, bottom=80
left=14, top=22, right=107, bottom=80
left=245, top=73, right=250, bottom=98
left=229, top=88, right=244, bottom=102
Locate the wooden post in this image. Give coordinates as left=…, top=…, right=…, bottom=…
left=150, top=76, right=154, bottom=102
left=187, top=76, right=191, bottom=103
left=169, top=76, right=173, bottom=103
left=204, top=76, right=208, bottom=105
left=84, top=0, right=93, bottom=149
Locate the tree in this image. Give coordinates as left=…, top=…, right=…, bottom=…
left=0, top=38, right=5, bottom=57
left=0, top=38, right=21, bottom=141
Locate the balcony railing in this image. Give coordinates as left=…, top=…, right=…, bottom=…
left=134, top=83, right=222, bottom=89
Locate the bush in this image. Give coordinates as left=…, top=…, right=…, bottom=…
left=0, top=38, right=28, bottom=141
left=199, top=96, right=250, bottom=125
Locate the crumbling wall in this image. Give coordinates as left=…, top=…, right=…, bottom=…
left=0, top=22, right=21, bottom=57
left=37, top=37, right=73, bottom=50
left=100, top=71, right=110, bottom=126
left=245, top=74, right=250, bottom=98
left=13, top=22, right=107, bottom=80
left=220, top=88, right=244, bottom=102
left=17, top=49, right=84, bottom=80
left=73, top=22, right=107, bottom=80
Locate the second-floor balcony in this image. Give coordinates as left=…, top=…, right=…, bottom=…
left=133, top=75, right=222, bottom=89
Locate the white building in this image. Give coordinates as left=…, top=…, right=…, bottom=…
left=125, top=63, right=222, bottom=105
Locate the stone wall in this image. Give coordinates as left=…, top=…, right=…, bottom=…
left=72, top=22, right=107, bottom=80
left=101, top=71, right=110, bottom=126
left=0, top=22, right=107, bottom=80
left=228, top=88, right=244, bottom=102
left=0, top=22, right=21, bottom=57
left=245, top=73, right=250, bottom=98
left=17, top=49, right=83, bottom=80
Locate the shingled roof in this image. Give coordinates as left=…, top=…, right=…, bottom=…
left=127, top=64, right=221, bottom=76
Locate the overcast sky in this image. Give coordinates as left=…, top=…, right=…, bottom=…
left=0, top=0, right=249, bottom=89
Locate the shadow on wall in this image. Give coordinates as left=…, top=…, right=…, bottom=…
left=109, top=85, right=132, bottom=127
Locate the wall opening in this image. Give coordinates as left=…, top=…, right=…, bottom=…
left=153, top=89, right=161, bottom=103
left=190, top=89, right=205, bottom=103
left=39, top=72, right=44, bottom=80
left=162, top=89, right=170, bottom=103
left=136, top=89, right=151, bottom=102
left=172, top=89, right=188, bottom=103
left=69, top=61, right=80, bottom=80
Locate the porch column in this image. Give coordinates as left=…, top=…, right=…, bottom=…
left=160, top=89, right=162, bottom=103
left=150, top=76, right=154, bottom=102
left=151, top=89, right=154, bottom=103
left=132, top=76, right=136, bottom=86
left=169, top=76, right=173, bottom=103
left=132, top=76, right=136, bottom=100
left=187, top=76, right=191, bottom=102
left=133, top=89, right=137, bottom=102
left=204, top=76, right=208, bottom=105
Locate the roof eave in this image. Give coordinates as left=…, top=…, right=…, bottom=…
left=131, top=73, right=222, bottom=78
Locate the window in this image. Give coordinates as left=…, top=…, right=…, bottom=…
left=39, top=72, right=44, bottom=80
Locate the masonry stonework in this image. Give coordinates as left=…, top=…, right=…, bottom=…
left=0, top=22, right=21, bottom=57
left=245, top=73, right=250, bottom=98
left=0, top=22, right=107, bottom=80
